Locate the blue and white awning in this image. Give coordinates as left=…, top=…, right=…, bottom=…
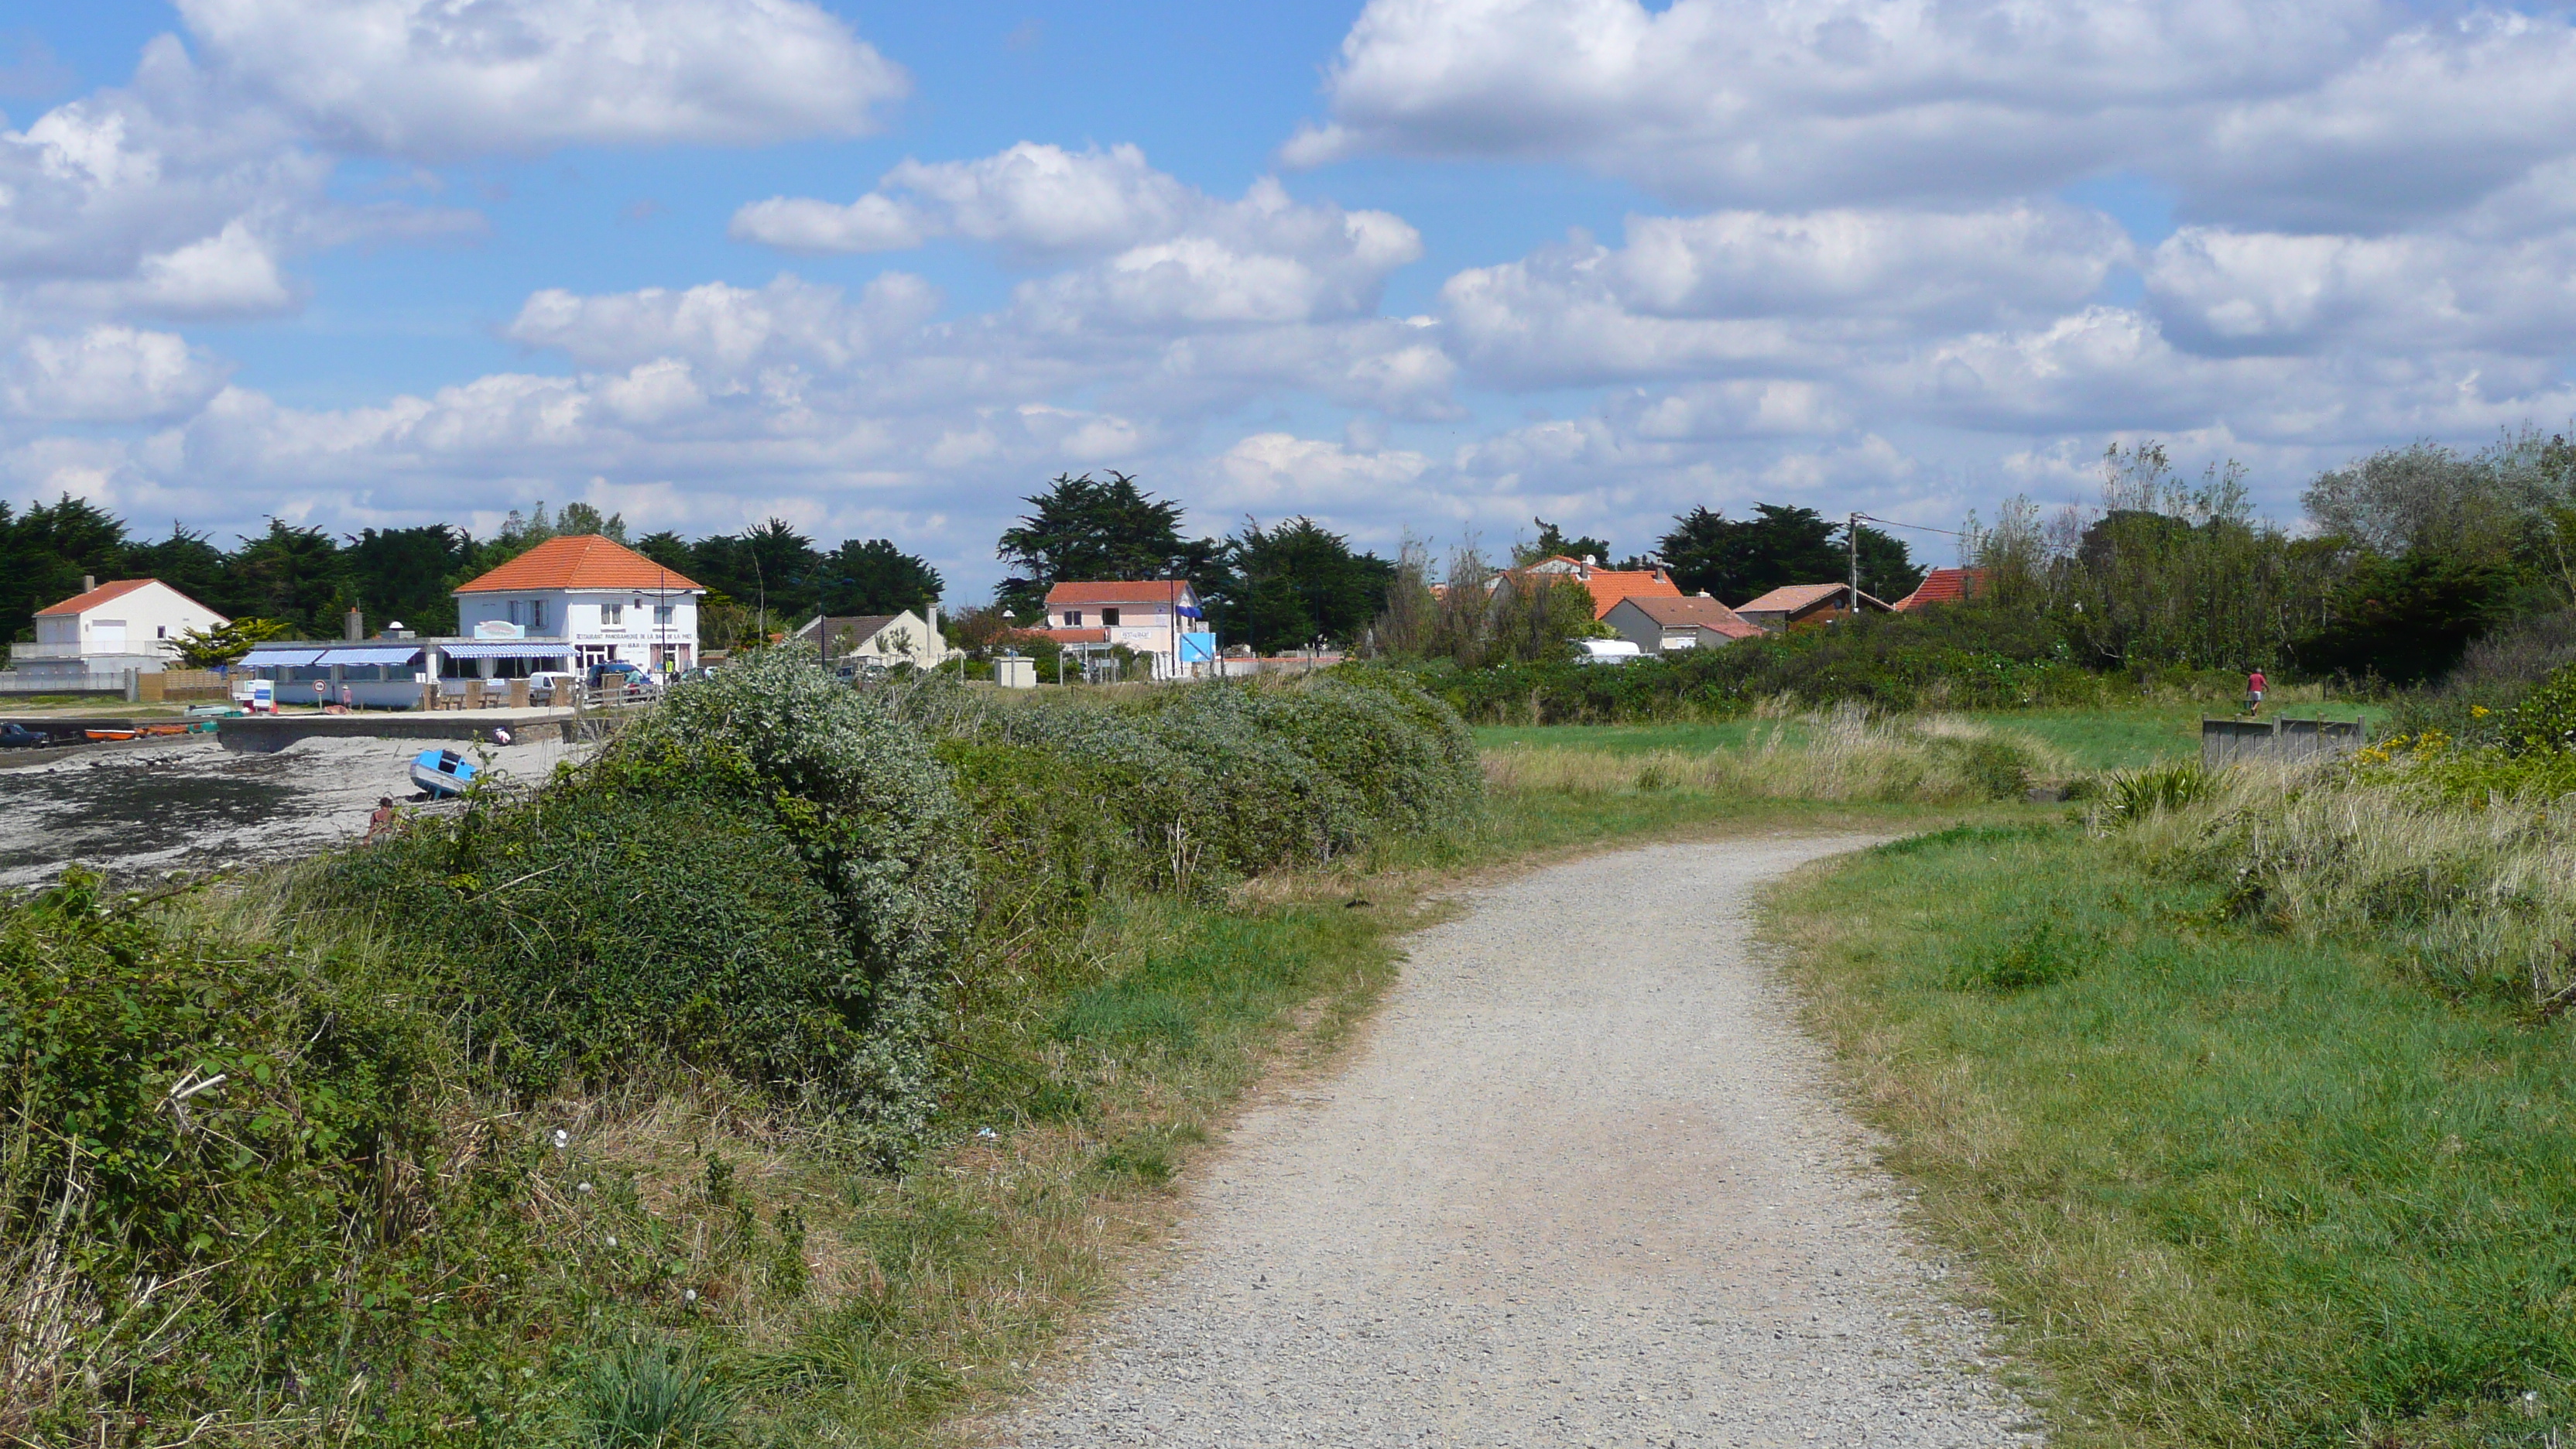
left=437, top=640, right=577, bottom=659
left=314, top=645, right=423, bottom=666
left=238, top=646, right=324, bottom=668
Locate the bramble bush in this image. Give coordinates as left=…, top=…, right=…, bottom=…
left=323, top=648, right=976, bottom=1154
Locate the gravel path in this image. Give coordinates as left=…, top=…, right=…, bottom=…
left=997, top=837, right=2040, bottom=1448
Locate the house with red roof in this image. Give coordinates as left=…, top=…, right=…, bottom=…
left=453, top=534, right=707, bottom=673
left=1732, top=582, right=1893, bottom=633
left=1891, top=568, right=1989, bottom=612
left=11, top=577, right=228, bottom=684
left=1038, top=580, right=1213, bottom=680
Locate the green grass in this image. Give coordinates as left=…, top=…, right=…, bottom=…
left=1773, top=824, right=2576, bottom=1449
left=1476, top=701, right=2391, bottom=773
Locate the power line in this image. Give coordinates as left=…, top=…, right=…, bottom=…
left=1853, top=512, right=1968, bottom=539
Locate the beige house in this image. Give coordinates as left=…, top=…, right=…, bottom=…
left=1732, top=582, right=1892, bottom=634
left=12, top=577, right=228, bottom=683
left=792, top=608, right=951, bottom=670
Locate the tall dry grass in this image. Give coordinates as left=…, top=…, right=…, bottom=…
left=1482, top=704, right=2069, bottom=806
left=2107, top=759, right=2576, bottom=1012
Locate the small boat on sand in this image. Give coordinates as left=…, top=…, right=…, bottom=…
left=409, top=748, right=479, bottom=798
left=84, top=728, right=137, bottom=742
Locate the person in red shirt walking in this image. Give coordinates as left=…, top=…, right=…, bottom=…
left=2245, top=667, right=2268, bottom=717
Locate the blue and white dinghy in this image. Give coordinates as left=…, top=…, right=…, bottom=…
left=409, top=748, right=478, bottom=798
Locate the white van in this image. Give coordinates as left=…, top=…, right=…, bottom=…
left=1570, top=639, right=1644, bottom=666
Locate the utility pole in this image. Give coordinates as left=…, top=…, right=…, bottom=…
left=1848, top=512, right=1861, bottom=621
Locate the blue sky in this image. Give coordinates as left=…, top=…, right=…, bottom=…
left=7, top=0, right=2576, bottom=597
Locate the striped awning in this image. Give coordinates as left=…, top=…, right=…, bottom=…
left=314, top=645, right=423, bottom=666
left=437, top=640, right=577, bottom=659
left=239, top=647, right=324, bottom=668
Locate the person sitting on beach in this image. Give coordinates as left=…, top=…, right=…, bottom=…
left=367, top=796, right=399, bottom=839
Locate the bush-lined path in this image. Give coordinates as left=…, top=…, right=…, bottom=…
left=998, top=839, right=2038, bottom=1447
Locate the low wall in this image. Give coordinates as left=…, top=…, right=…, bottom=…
left=2202, top=716, right=2368, bottom=767
left=217, top=708, right=589, bottom=754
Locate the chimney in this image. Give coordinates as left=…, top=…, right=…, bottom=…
left=344, top=607, right=364, bottom=641
left=82, top=574, right=95, bottom=594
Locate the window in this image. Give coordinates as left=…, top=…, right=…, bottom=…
left=654, top=605, right=675, bottom=625
left=508, top=601, right=522, bottom=626
left=602, top=603, right=624, bottom=625
left=1064, top=610, right=1083, bottom=625
left=1102, top=608, right=1122, bottom=626
left=531, top=599, right=548, bottom=631
left=156, top=625, right=167, bottom=639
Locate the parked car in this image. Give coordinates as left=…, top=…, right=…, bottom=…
left=1569, top=638, right=1643, bottom=666
left=526, top=670, right=580, bottom=704
left=586, top=660, right=645, bottom=690
left=0, top=722, right=50, bottom=748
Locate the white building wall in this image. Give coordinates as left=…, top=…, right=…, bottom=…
left=455, top=587, right=700, bottom=667
left=12, top=582, right=228, bottom=679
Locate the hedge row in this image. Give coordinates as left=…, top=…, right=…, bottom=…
left=1419, top=604, right=2252, bottom=723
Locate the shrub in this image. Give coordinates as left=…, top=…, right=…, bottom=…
left=903, top=668, right=1479, bottom=888
left=2096, top=760, right=2215, bottom=826
left=323, top=650, right=976, bottom=1153
left=0, top=872, right=464, bottom=1437
left=326, top=795, right=866, bottom=1101
left=574, top=1335, right=738, bottom=1449
left=2499, top=658, right=2576, bottom=753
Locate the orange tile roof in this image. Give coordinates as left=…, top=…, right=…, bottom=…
left=1734, top=583, right=1846, bottom=614
left=454, top=535, right=705, bottom=594
left=1044, top=581, right=1195, bottom=606
left=1509, top=557, right=1683, bottom=618
left=36, top=578, right=166, bottom=616
left=1575, top=567, right=1683, bottom=619
left=1609, top=594, right=1765, bottom=639
left=1893, top=567, right=1989, bottom=611
left=1023, top=626, right=1111, bottom=644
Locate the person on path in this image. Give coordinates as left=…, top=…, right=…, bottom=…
left=2245, top=667, right=2268, bottom=716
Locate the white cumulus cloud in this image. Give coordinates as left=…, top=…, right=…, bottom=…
left=2, top=324, right=229, bottom=421
left=176, top=0, right=907, bottom=159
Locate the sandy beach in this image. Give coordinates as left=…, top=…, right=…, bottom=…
left=0, top=734, right=592, bottom=889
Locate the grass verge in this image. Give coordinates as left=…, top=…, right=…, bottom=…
left=1478, top=699, right=2388, bottom=773
left=1771, top=821, right=2576, bottom=1448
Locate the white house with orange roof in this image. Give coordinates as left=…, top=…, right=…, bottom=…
left=452, top=534, right=706, bottom=673
left=10, top=577, right=228, bottom=684
left=1036, top=581, right=1214, bottom=680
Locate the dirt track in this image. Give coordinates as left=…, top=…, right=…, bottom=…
left=998, top=837, right=2038, bottom=1448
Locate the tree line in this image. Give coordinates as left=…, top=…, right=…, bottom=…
left=970, top=471, right=1923, bottom=662
left=1966, top=429, right=2576, bottom=683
